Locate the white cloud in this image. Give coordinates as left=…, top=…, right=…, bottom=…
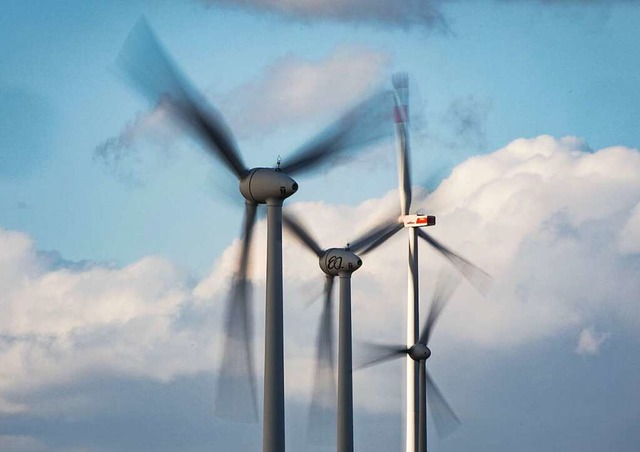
left=618, top=202, right=640, bottom=254
left=576, top=327, right=610, bottom=355
left=4, top=134, right=640, bottom=418
left=97, top=45, right=390, bottom=181
left=220, top=45, right=390, bottom=137
left=0, top=229, right=222, bottom=413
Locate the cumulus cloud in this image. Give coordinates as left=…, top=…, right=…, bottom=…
left=4, top=134, right=640, bottom=424
left=0, top=228, right=222, bottom=414
left=575, top=327, right=610, bottom=355
left=196, top=135, right=640, bottom=406
left=618, top=202, right=640, bottom=254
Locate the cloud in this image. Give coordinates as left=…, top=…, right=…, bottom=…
left=195, top=135, right=640, bottom=404
left=618, top=201, right=640, bottom=254
left=97, top=45, right=390, bottom=183
left=0, top=228, right=222, bottom=414
left=193, top=0, right=633, bottom=32
left=220, top=45, right=391, bottom=137
left=436, top=95, right=492, bottom=154
left=3, top=134, right=640, bottom=433
left=575, top=327, right=610, bottom=355
left=198, top=0, right=447, bottom=30
left=93, top=105, right=181, bottom=187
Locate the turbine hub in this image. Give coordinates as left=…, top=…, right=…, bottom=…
left=409, top=343, right=431, bottom=361
left=319, top=248, right=362, bottom=277
left=239, top=168, right=298, bottom=204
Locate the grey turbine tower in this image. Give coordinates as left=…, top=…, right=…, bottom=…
left=283, top=211, right=402, bottom=452
left=359, top=272, right=463, bottom=452
left=116, top=18, right=394, bottom=452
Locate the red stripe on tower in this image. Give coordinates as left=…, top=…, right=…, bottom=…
left=394, top=105, right=408, bottom=123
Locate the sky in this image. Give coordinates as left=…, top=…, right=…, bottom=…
left=1, top=1, right=640, bottom=451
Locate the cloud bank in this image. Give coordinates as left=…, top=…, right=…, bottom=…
left=4, top=134, right=640, bottom=449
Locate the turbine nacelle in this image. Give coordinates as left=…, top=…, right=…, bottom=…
left=239, top=168, right=298, bottom=204
left=319, top=249, right=362, bottom=277
left=409, top=343, right=431, bottom=362
left=401, top=213, right=436, bottom=228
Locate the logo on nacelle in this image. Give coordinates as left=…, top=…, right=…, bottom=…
left=327, top=255, right=343, bottom=270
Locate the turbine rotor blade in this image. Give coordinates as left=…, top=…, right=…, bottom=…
left=418, top=271, right=461, bottom=347
left=392, top=73, right=412, bottom=215
left=282, top=212, right=324, bottom=257
left=280, top=89, right=394, bottom=176
left=425, top=369, right=461, bottom=438
left=355, top=342, right=409, bottom=370
left=214, top=203, right=258, bottom=421
left=117, top=18, right=247, bottom=179
left=238, top=202, right=258, bottom=278
left=416, top=228, right=492, bottom=295
left=349, top=218, right=403, bottom=254
left=307, top=276, right=337, bottom=445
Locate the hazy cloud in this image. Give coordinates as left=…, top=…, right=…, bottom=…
left=576, top=327, right=610, bottom=355
left=93, top=105, right=181, bottom=187
left=97, top=45, right=390, bottom=183
left=194, top=0, right=632, bottom=31
left=198, top=0, right=447, bottom=31
left=220, top=45, right=391, bottom=137
left=440, top=95, right=491, bottom=153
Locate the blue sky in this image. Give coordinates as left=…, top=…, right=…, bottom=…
left=1, top=1, right=640, bottom=451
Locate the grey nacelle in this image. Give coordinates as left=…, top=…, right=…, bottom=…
left=409, top=343, right=431, bottom=362
left=239, top=168, right=298, bottom=204
left=319, top=248, right=362, bottom=277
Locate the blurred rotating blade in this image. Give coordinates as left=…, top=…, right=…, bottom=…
left=418, top=271, right=461, bottom=347
left=355, top=342, right=409, bottom=370
left=282, top=212, right=324, bottom=257
left=416, top=228, right=492, bottom=295
left=307, top=276, right=336, bottom=445
left=351, top=219, right=404, bottom=255
left=425, top=369, right=460, bottom=438
left=392, top=73, right=412, bottom=216
left=280, top=89, right=394, bottom=176
left=117, top=18, right=247, bottom=179
left=214, top=202, right=258, bottom=421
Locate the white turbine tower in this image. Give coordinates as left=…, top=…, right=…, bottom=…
left=283, top=211, right=406, bottom=452
left=359, top=271, right=464, bottom=452
left=353, top=74, right=492, bottom=452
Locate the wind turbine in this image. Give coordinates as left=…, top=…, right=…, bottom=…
left=350, top=74, right=491, bottom=452
left=358, top=272, right=463, bottom=452
left=116, top=18, right=394, bottom=452
left=283, top=211, right=401, bottom=452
